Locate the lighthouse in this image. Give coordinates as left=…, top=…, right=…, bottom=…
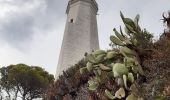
left=56, top=0, right=99, bottom=77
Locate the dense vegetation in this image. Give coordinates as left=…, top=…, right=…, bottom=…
left=0, top=64, right=54, bottom=100
left=46, top=12, right=170, bottom=100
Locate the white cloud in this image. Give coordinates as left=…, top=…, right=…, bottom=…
left=0, top=0, right=66, bottom=75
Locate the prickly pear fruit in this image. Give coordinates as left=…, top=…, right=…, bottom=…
left=128, top=73, right=135, bottom=83
left=123, top=74, right=128, bottom=89
left=115, top=87, right=125, bottom=99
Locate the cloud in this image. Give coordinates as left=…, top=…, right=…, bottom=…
left=0, top=0, right=42, bottom=49
left=0, top=12, right=34, bottom=47
left=45, top=0, right=66, bottom=16
left=0, top=0, right=67, bottom=50
left=0, top=0, right=67, bottom=74
left=35, top=0, right=68, bottom=29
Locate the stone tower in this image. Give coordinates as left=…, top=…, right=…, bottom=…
left=56, top=0, right=99, bottom=77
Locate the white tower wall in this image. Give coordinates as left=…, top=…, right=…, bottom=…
left=56, top=0, right=99, bottom=77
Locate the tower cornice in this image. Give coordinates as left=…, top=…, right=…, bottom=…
left=66, top=0, right=98, bottom=14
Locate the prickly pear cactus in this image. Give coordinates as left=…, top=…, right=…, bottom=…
left=80, top=12, right=151, bottom=99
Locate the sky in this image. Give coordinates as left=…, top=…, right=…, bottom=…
left=0, top=0, right=169, bottom=75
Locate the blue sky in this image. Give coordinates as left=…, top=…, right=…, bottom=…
left=0, top=0, right=169, bottom=75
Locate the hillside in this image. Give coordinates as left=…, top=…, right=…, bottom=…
left=46, top=12, right=170, bottom=100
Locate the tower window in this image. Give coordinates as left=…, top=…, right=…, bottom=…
left=70, top=19, right=74, bottom=23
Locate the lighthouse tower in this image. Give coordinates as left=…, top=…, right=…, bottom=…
left=56, top=0, right=99, bottom=77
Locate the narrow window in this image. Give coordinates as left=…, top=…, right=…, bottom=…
left=70, top=19, right=74, bottom=23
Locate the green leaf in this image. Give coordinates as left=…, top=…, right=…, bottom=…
left=97, top=68, right=102, bottom=76
left=120, top=47, right=136, bottom=57
left=134, top=14, right=140, bottom=29
left=99, top=64, right=112, bottom=71
left=88, top=79, right=99, bottom=91
left=124, top=18, right=135, bottom=28
left=86, top=54, right=97, bottom=64
left=96, top=54, right=105, bottom=63
left=125, top=57, right=135, bottom=66
left=134, top=14, right=140, bottom=23
left=80, top=67, right=88, bottom=74
left=120, top=11, right=125, bottom=21
left=120, top=26, right=125, bottom=37
left=154, top=96, right=165, bottom=100
left=92, top=50, right=106, bottom=56
left=132, top=66, right=138, bottom=74
left=125, top=24, right=136, bottom=33
left=86, top=62, right=93, bottom=72
left=110, top=36, right=124, bottom=46
left=105, top=89, right=116, bottom=99
left=106, top=51, right=117, bottom=59
left=113, top=28, right=126, bottom=41
left=126, top=94, right=137, bottom=100
left=112, top=63, right=129, bottom=77
left=137, top=65, right=145, bottom=76
left=132, top=38, right=140, bottom=46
